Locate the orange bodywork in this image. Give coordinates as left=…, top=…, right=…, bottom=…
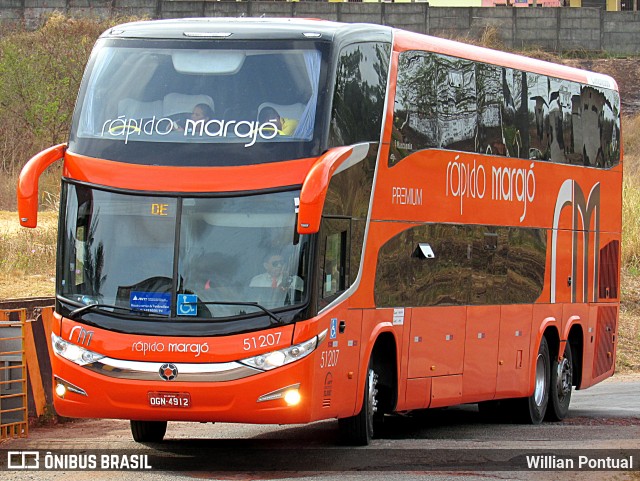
left=32, top=28, right=621, bottom=424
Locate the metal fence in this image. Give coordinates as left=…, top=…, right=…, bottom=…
left=0, top=309, right=28, bottom=439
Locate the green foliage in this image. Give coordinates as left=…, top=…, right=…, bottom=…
left=0, top=14, right=140, bottom=209
left=0, top=14, right=126, bottom=176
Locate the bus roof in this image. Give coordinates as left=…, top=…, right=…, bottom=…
left=101, top=17, right=392, bottom=42
left=393, top=29, right=618, bottom=92
left=101, top=17, right=617, bottom=92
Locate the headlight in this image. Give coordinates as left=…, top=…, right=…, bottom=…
left=240, top=329, right=327, bottom=371
left=51, top=333, right=105, bottom=366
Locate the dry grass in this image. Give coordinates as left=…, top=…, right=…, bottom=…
left=0, top=210, right=57, bottom=299
left=623, top=119, right=640, bottom=272
left=623, top=175, right=640, bottom=271
left=619, top=270, right=640, bottom=373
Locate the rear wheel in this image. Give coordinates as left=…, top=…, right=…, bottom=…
left=513, top=337, right=550, bottom=424
left=130, top=420, right=167, bottom=442
left=546, top=341, right=573, bottom=421
left=339, top=362, right=379, bottom=446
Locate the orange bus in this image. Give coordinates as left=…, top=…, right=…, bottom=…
left=18, top=18, right=621, bottom=445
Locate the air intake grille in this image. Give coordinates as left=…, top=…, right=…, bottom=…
left=599, top=241, right=619, bottom=299
left=593, top=306, right=617, bottom=378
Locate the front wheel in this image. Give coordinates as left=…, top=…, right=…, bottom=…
left=546, top=341, right=573, bottom=421
left=338, top=363, right=379, bottom=446
left=130, top=420, right=167, bottom=442
left=512, top=337, right=550, bottom=424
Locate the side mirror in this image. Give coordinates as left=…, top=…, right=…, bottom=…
left=297, top=145, right=356, bottom=235
left=17, top=144, right=66, bottom=228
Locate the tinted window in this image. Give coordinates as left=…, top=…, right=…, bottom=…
left=391, top=51, right=438, bottom=166
left=476, top=64, right=503, bottom=155
left=391, top=50, right=621, bottom=168
left=69, top=38, right=329, bottom=166
left=317, top=218, right=350, bottom=310
left=374, top=224, right=546, bottom=307
left=329, top=42, right=390, bottom=146
left=59, top=183, right=311, bottom=318
left=321, top=143, right=378, bottom=289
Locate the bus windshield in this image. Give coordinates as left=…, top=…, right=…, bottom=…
left=59, top=183, right=311, bottom=319
left=69, top=38, right=327, bottom=166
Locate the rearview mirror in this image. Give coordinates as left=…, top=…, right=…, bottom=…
left=18, top=144, right=66, bottom=228
left=297, top=146, right=356, bottom=235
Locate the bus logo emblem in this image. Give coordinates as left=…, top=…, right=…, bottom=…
left=69, top=325, right=93, bottom=346
left=159, top=363, right=178, bottom=381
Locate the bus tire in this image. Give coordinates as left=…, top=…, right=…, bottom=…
left=338, top=360, right=379, bottom=446
left=546, top=341, right=573, bottom=421
left=130, top=420, right=167, bottom=442
left=514, top=337, right=550, bottom=424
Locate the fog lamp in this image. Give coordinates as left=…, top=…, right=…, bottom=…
left=55, top=383, right=67, bottom=398
left=284, top=389, right=301, bottom=406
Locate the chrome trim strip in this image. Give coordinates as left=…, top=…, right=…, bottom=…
left=54, top=375, right=88, bottom=396
left=83, top=357, right=262, bottom=382
left=257, top=383, right=301, bottom=403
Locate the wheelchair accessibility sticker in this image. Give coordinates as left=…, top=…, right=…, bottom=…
left=130, top=291, right=171, bottom=315
left=177, top=294, right=198, bottom=316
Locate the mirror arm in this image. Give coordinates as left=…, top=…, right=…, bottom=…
left=297, top=146, right=354, bottom=235
left=18, top=144, right=66, bottom=228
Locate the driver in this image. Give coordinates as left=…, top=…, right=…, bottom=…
left=249, top=253, right=303, bottom=292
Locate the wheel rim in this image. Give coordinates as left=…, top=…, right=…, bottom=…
left=556, top=357, right=572, bottom=401
left=534, top=353, right=546, bottom=407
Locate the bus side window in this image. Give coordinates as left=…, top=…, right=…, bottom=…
left=318, top=218, right=350, bottom=309
left=328, top=42, right=390, bottom=147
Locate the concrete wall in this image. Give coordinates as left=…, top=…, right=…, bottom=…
left=2, top=2, right=640, bottom=55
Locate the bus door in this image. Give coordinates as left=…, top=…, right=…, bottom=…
left=314, top=217, right=361, bottom=418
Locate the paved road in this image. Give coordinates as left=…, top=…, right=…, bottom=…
left=1, top=377, right=638, bottom=480
left=569, top=376, right=640, bottom=418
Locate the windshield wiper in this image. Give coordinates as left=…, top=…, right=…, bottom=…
left=200, top=301, right=283, bottom=325
left=68, top=303, right=153, bottom=320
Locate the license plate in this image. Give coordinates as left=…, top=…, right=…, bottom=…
left=148, top=391, right=191, bottom=408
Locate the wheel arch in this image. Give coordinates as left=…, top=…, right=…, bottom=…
left=529, top=322, right=559, bottom=396
left=567, top=324, right=584, bottom=389
left=355, top=328, right=399, bottom=416
left=369, top=331, right=398, bottom=414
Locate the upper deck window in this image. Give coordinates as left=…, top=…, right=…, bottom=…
left=70, top=39, right=328, bottom=166
left=391, top=50, right=621, bottom=169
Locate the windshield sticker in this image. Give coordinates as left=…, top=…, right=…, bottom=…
left=177, top=294, right=198, bottom=317
left=101, top=116, right=279, bottom=147
left=130, top=291, right=171, bottom=315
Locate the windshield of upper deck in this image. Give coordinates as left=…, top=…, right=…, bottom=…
left=72, top=39, right=324, bottom=160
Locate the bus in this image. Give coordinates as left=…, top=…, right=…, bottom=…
left=18, top=18, right=621, bottom=445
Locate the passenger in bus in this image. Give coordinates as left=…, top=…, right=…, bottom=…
left=249, top=253, right=303, bottom=292
left=173, top=103, right=214, bottom=131
left=258, top=107, right=299, bottom=136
